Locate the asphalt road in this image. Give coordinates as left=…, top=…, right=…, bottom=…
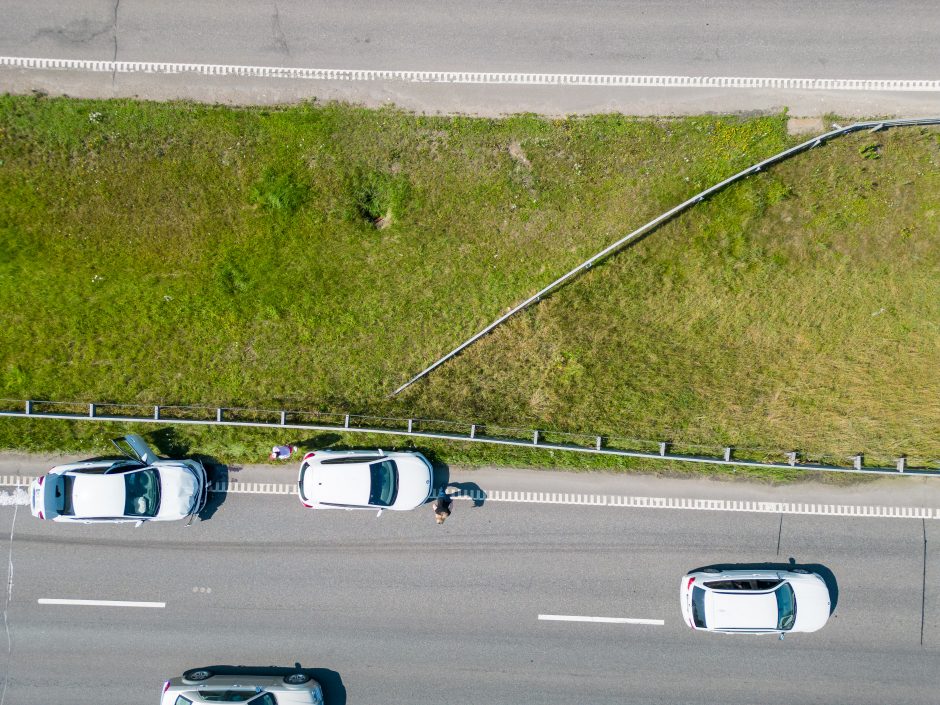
left=2, top=1, right=940, bottom=115
left=2, top=472, right=939, bottom=704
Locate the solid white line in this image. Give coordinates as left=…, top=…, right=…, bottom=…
left=1, top=56, right=938, bottom=92
left=538, top=614, right=664, bottom=626
left=37, top=598, right=165, bottom=608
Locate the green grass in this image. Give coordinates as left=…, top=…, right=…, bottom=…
left=1, top=94, right=938, bottom=475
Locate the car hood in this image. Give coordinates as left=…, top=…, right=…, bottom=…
left=29, top=476, right=52, bottom=519
left=155, top=465, right=199, bottom=520
left=791, top=576, right=831, bottom=632
left=391, top=454, right=433, bottom=510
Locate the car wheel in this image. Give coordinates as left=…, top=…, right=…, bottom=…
left=182, top=669, right=213, bottom=684
left=702, top=568, right=720, bottom=574
left=791, top=568, right=809, bottom=574
left=283, top=672, right=312, bottom=688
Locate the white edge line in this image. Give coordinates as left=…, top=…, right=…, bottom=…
left=38, top=598, right=165, bottom=608
left=1, top=56, right=939, bottom=92
left=538, top=614, right=664, bottom=626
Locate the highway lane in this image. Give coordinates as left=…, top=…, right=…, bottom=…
left=2, top=492, right=938, bottom=704
left=1, top=1, right=940, bottom=115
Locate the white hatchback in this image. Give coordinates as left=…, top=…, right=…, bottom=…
left=162, top=669, right=323, bottom=704
left=680, top=568, right=831, bottom=635
left=29, top=434, right=207, bottom=526
left=297, top=449, right=433, bottom=512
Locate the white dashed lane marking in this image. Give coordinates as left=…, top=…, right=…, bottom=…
left=539, top=614, right=665, bottom=626
left=38, top=598, right=165, bottom=608
left=2, top=56, right=939, bottom=93
left=2, top=475, right=938, bottom=519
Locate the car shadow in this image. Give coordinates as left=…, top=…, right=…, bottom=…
left=294, top=433, right=344, bottom=451
left=448, top=481, right=486, bottom=508
left=148, top=426, right=191, bottom=457
left=189, top=664, right=345, bottom=704
left=689, top=560, right=839, bottom=615
left=194, top=455, right=229, bottom=522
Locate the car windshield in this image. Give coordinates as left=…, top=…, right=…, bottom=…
left=691, top=586, right=707, bottom=628
left=123, top=469, right=160, bottom=517
left=776, top=583, right=797, bottom=630
left=368, top=460, right=398, bottom=507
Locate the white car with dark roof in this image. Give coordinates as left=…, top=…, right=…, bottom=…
left=29, top=434, right=207, bottom=526
left=297, top=449, right=433, bottom=512
left=680, top=568, right=831, bottom=635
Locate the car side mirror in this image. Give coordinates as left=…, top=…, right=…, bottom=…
left=778, top=632, right=785, bottom=641
left=375, top=509, right=384, bottom=518
left=134, top=520, right=144, bottom=528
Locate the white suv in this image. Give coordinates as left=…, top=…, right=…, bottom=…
left=161, top=669, right=323, bottom=704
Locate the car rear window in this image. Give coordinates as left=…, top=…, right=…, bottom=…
left=691, top=586, right=707, bottom=628
left=54, top=475, right=75, bottom=516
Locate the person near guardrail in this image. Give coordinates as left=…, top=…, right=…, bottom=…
left=269, top=444, right=297, bottom=461
left=433, top=488, right=453, bottom=524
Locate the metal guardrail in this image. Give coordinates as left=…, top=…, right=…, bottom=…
left=0, top=399, right=936, bottom=477
left=392, top=117, right=940, bottom=395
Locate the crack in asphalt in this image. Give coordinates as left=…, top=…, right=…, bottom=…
left=111, top=0, right=120, bottom=86
left=921, top=518, right=927, bottom=647
left=271, top=1, right=290, bottom=56
left=0, top=503, right=19, bottom=705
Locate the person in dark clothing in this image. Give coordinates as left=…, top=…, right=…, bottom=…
left=432, top=489, right=452, bottom=524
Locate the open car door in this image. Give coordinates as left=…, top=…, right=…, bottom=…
left=111, top=434, right=159, bottom=465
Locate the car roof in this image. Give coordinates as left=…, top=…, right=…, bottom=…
left=705, top=590, right=778, bottom=630
left=305, top=462, right=373, bottom=505
left=69, top=474, right=129, bottom=518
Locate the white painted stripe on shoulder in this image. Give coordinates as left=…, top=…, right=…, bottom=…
left=1, top=55, right=939, bottom=92
left=1, top=477, right=936, bottom=519
left=38, top=598, right=165, bottom=608
left=538, top=614, right=664, bottom=626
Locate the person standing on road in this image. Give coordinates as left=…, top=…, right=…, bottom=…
left=433, top=488, right=452, bottom=524
left=269, top=444, right=297, bottom=461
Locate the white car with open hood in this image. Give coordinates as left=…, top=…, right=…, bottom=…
left=680, top=568, right=831, bottom=635
left=29, top=434, right=208, bottom=525
left=298, top=449, right=433, bottom=513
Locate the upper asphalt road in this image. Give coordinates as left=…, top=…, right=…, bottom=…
left=2, top=1, right=940, bottom=115
left=1, top=457, right=939, bottom=704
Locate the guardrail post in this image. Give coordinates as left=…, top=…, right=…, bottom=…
left=723, top=446, right=733, bottom=462
left=897, top=456, right=906, bottom=473
left=88, top=403, right=96, bottom=418
left=216, top=408, right=223, bottom=423
left=280, top=410, right=286, bottom=426
left=786, top=451, right=798, bottom=467
left=596, top=436, right=603, bottom=450
left=407, top=418, right=413, bottom=433
left=25, top=400, right=32, bottom=415
left=469, top=424, right=476, bottom=439
left=852, top=454, right=863, bottom=471
left=659, top=442, right=668, bottom=457
left=153, top=405, right=160, bottom=420
left=344, top=414, right=350, bottom=429
left=533, top=430, right=539, bottom=445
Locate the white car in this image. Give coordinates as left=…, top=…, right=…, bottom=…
left=29, top=434, right=207, bottom=526
left=298, top=449, right=433, bottom=512
left=680, top=568, right=831, bottom=634
left=162, top=669, right=323, bottom=704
